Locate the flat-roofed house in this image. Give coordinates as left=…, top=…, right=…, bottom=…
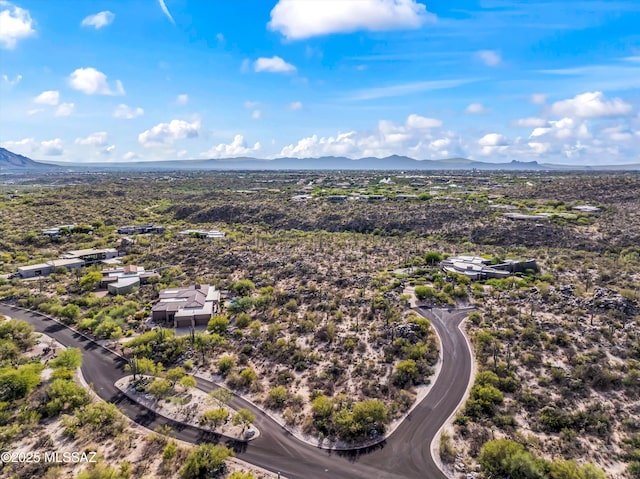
left=101, top=264, right=159, bottom=295
left=151, top=284, right=221, bottom=328
left=63, top=248, right=118, bottom=264
left=18, top=257, right=85, bottom=278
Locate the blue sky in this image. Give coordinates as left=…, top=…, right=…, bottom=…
left=1, top=0, right=640, bottom=164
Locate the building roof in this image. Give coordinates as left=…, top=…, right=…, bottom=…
left=48, top=258, right=84, bottom=267
left=153, top=284, right=219, bottom=315
left=66, top=248, right=118, bottom=257
left=18, top=262, right=50, bottom=272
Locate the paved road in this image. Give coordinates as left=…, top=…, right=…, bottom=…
left=0, top=303, right=472, bottom=479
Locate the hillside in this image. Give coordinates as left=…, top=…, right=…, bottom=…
left=0, top=147, right=57, bottom=170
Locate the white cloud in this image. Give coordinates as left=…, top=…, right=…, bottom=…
left=549, top=91, right=633, bottom=118
left=268, top=0, right=434, bottom=40
left=26, top=108, right=43, bottom=116
left=33, top=90, right=59, bottom=105
left=0, top=137, right=37, bottom=154
left=2, top=73, right=22, bottom=86
left=478, top=133, right=508, bottom=146
left=122, top=151, right=139, bottom=161
left=251, top=109, right=262, bottom=120
left=279, top=113, right=456, bottom=159
left=41, top=138, right=64, bottom=156
left=202, top=135, right=261, bottom=158
left=176, top=93, right=189, bottom=105
left=158, top=0, right=175, bottom=24
left=101, top=145, right=116, bottom=155
left=244, top=100, right=259, bottom=108
left=216, top=32, right=225, bottom=43
left=81, top=11, right=114, bottom=29
left=0, top=2, right=35, bottom=49
left=530, top=93, right=547, bottom=105
left=69, top=67, right=125, bottom=95
left=478, top=133, right=508, bottom=155
left=289, top=101, right=303, bottom=110
left=465, top=103, right=490, bottom=114
left=75, top=131, right=108, bottom=146
left=254, top=56, right=296, bottom=73
left=55, top=102, right=74, bottom=117
left=113, top=104, right=144, bottom=119
left=512, top=117, right=547, bottom=128
left=138, top=119, right=201, bottom=147
left=476, top=50, right=501, bottom=67
left=405, top=114, right=442, bottom=129
left=602, top=125, right=634, bottom=142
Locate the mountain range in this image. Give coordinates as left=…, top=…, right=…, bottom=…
left=1, top=147, right=639, bottom=172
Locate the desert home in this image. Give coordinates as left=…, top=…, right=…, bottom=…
left=151, top=284, right=221, bottom=327
left=100, top=265, right=160, bottom=295
left=442, top=255, right=538, bottom=281
left=17, top=248, right=120, bottom=279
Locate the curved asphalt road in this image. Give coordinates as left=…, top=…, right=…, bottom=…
left=0, top=303, right=472, bottom=479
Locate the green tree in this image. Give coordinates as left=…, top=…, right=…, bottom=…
left=61, top=304, right=81, bottom=321
left=147, top=378, right=172, bottom=400
left=414, top=286, right=436, bottom=301
left=311, top=395, right=333, bottom=419
left=479, top=439, right=545, bottom=479
left=217, top=355, right=235, bottom=376
left=424, top=251, right=443, bottom=265
left=202, top=408, right=229, bottom=428
left=207, top=315, right=230, bottom=335
left=265, top=385, right=288, bottom=409
left=228, top=473, right=256, bottom=479
left=232, top=279, right=255, bottom=297
left=232, top=408, right=255, bottom=434
left=0, top=363, right=43, bottom=400
left=166, top=367, right=187, bottom=386
left=180, top=443, right=233, bottom=479
left=45, top=379, right=90, bottom=415
left=51, top=348, right=82, bottom=370
left=179, top=375, right=197, bottom=390
left=79, top=271, right=103, bottom=291
left=393, top=359, right=419, bottom=387
left=239, top=367, right=257, bottom=387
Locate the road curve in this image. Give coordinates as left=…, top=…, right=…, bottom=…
left=0, top=303, right=472, bottom=479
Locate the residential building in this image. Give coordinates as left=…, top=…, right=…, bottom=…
left=101, top=264, right=160, bottom=295
left=442, top=255, right=538, bottom=281
left=117, top=224, right=166, bottom=235
left=17, top=257, right=84, bottom=279
left=151, top=284, right=221, bottom=327
left=178, top=229, right=226, bottom=239
left=62, top=248, right=118, bottom=264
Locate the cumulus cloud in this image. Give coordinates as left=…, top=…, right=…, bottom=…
left=254, top=56, right=296, bottom=73
left=476, top=50, right=501, bottom=67
left=55, top=102, right=74, bottom=117
left=75, top=131, right=108, bottom=146
left=0, top=137, right=37, bottom=154
left=33, top=90, right=59, bottom=105
left=176, top=93, right=189, bottom=105
left=268, top=0, right=433, bottom=40
left=405, top=114, right=442, bottom=129
left=478, top=133, right=508, bottom=146
left=289, top=101, right=303, bottom=110
left=202, top=134, right=261, bottom=158
left=122, top=151, right=139, bottom=161
left=512, top=117, right=547, bottom=128
left=465, top=103, right=490, bottom=114
left=113, top=104, right=144, bottom=119
left=478, top=133, right=508, bottom=155
left=81, top=11, right=114, bottom=29
left=279, top=113, right=454, bottom=159
left=69, top=67, right=125, bottom=95
left=549, top=91, right=633, bottom=118
left=0, top=1, right=35, bottom=49
left=138, top=119, right=200, bottom=147
left=40, top=138, right=64, bottom=156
